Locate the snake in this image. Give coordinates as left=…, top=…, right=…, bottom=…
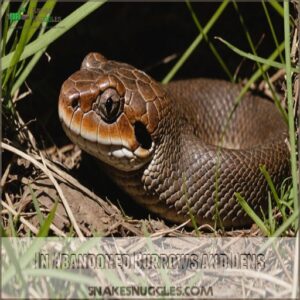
left=58, top=52, right=290, bottom=228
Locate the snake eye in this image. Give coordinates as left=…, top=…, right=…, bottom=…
left=95, top=88, right=124, bottom=123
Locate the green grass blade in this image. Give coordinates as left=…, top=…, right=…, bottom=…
left=221, top=2, right=288, bottom=129
left=284, top=0, right=299, bottom=229
left=259, top=211, right=299, bottom=253
left=279, top=179, right=293, bottom=213
left=259, top=165, right=287, bottom=222
left=214, top=37, right=290, bottom=209
left=0, top=1, right=29, bottom=52
left=7, top=212, right=17, bottom=237
left=235, top=192, right=270, bottom=236
left=162, top=0, right=229, bottom=84
left=3, top=0, right=37, bottom=87
left=14, top=55, right=27, bottom=78
left=238, top=41, right=288, bottom=123
left=261, top=1, right=284, bottom=63
left=0, top=223, right=8, bottom=237
left=232, top=1, right=258, bottom=57
left=37, top=201, right=58, bottom=237
left=27, top=0, right=57, bottom=43
left=1, top=5, right=9, bottom=56
left=0, top=0, right=10, bottom=19
left=231, top=1, right=289, bottom=126
left=272, top=211, right=298, bottom=237
left=1, top=1, right=106, bottom=71
left=11, top=48, right=45, bottom=95
left=11, top=9, right=49, bottom=95
left=268, top=0, right=284, bottom=18
left=29, top=184, right=44, bottom=226
left=280, top=201, right=293, bottom=211
left=2, top=237, right=45, bottom=286
left=267, top=0, right=293, bottom=27
left=216, top=37, right=298, bottom=73
left=2, top=237, right=26, bottom=287
left=185, top=0, right=233, bottom=81
left=268, top=194, right=275, bottom=234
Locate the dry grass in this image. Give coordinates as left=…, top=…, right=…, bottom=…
left=2, top=128, right=262, bottom=238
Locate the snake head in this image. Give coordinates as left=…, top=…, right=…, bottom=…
left=58, top=52, right=167, bottom=171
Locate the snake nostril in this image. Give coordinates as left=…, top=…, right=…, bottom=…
left=134, top=121, right=152, bottom=150
left=70, top=94, right=80, bottom=109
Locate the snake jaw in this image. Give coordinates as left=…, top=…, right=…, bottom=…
left=134, top=145, right=155, bottom=159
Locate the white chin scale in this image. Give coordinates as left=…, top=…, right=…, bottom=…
left=109, top=147, right=134, bottom=159
left=106, top=143, right=155, bottom=172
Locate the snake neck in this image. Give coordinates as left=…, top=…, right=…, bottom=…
left=105, top=94, right=186, bottom=202
left=141, top=100, right=191, bottom=199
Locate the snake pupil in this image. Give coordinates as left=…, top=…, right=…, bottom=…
left=105, top=98, right=113, bottom=115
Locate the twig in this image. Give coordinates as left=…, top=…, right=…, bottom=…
left=150, top=220, right=190, bottom=237
left=4, top=193, right=14, bottom=211
left=1, top=141, right=83, bottom=239
left=2, top=199, right=38, bottom=235
left=31, top=153, right=109, bottom=209
left=1, top=162, right=12, bottom=187
left=2, top=196, right=66, bottom=237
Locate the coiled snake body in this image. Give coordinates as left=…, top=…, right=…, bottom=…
left=58, top=53, right=290, bottom=227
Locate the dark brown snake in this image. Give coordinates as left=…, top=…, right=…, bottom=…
left=58, top=52, right=290, bottom=228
